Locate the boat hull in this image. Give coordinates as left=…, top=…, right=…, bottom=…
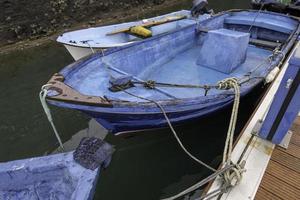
left=64, top=44, right=104, bottom=61
left=86, top=99, right=233, bottom=135
left=57, top=10, right=208, bottom=60
left=0, top=152, right=100, bottom=200
left=48, top=91, right=238, bottom=134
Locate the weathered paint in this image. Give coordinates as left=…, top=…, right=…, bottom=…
left=0, top=152, right=100, bottom=200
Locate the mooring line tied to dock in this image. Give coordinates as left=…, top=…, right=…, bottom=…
left=115, top=77, right=246, bottom=200
left=159, top=78, right=246, bottom=200
left=39, top=84, right=65, bottom=151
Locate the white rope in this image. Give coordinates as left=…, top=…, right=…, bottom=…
left=39, top=84, right=65, bottom=151
left=162, top=78, right=244, bottom=200
left=86, top=41, right=95, bottom=53
left=117, top=87, right=217, bottom=172
left=217, top=78, right=245, bottom=187
left=117, top=77, right=244, bottom=199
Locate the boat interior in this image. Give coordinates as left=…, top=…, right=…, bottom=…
left=57, top=10, right=196, bottom=48
left=60, top=11, right=299, bottom=102
left=0, top=163, right=76, bottom=199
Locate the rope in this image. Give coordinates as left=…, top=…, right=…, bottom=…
left=116, top=86, right=217, bottom=172
left=161, top=165, right=233, bottom=200
left=116, top=77, right=245, bottom=199
left=218, top=78, right=245, bottom=188
left=86, top=40, right=95, bottom=53
left=39, top=84, right=65, bottom=151
left=248, top=4, right=264, bottom=33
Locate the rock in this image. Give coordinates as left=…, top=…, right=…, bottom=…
left=50, top=19, right=57, bottom=24
left=7, top=40, right=14, bottom=44
left=88, top=20, right=96, bottom=25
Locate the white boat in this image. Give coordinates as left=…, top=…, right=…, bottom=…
left=57, top=10, right=209, bottom=60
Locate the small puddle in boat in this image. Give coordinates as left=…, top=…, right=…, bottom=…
left=0, top=1, right=256, bottom=199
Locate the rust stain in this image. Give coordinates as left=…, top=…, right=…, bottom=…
left=242, top=135, right=273, bottom=155
left=263, top=145, right=274, bottom=155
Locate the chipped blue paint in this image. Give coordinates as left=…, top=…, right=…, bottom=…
left=0, top=152, right=99, bottom=200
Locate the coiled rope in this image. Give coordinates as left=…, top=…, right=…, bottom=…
left=39, top=84, right=65, bottom=151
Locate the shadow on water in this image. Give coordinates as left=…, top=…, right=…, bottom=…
left=0, top=0, right=254, bottom=199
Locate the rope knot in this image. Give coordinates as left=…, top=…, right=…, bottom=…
left=217, top=78, right=239, bottom=90
left=144, top=80, right=156, bottom=89
left=223, top=161, right=246, bottom=189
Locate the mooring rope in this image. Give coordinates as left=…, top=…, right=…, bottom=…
left=115, top=77, right=245, bottom=200
left=39, top=84, right=65, bottom=151
left=218, top=78, right=245, bottom=188
left=116, top=85, right=217, bottom=172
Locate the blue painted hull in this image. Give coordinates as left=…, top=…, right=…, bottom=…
left=48, top=87, right=251, bottom=134
left=88, top=99, right=233, bottom=134
left=45, top=10, right=300, bottom=135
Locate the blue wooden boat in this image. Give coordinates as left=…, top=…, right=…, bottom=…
left=44, top=10, right=300, bottom=135
left=56, top=10, right=209, bottom=60
left=0, top=152, right=99, bottom=200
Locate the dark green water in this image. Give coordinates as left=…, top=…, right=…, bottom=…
left=0, top=1, right=256, bottom=199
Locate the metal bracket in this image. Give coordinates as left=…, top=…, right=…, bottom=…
left=251, top=119, right=264, bottom=136
left=278, top=130, right=293, bottom=149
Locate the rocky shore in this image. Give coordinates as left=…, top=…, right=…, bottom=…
left=1, top=0, right=190, bottom=53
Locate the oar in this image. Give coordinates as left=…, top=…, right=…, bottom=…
left=106, top=15, right=188, bottom=36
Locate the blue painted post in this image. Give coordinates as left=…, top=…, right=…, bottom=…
left=259, top=47, right=300, bottom=144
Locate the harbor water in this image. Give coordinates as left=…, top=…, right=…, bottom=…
left=0, top=1, right=256, bottom=199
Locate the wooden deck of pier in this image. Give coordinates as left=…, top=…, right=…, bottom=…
left=255, top=116, right=300, bottom=200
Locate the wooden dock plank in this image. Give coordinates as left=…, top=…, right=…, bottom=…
left=291, top=132, right=300, bottom=146
left=293, top=117, right=300, bottom=126
left=277, top=143, right=300, bottom=159
left=259, top=173, right=300, bottom=200
left=271, top=148, right=300, bottom=173
left=255, top=117, right=300, bottom=200
left=266, top=160, right=300, bottom=189
left=291, top=124, right=300, bottom=136
left=255, top=187, right=282, bottom=200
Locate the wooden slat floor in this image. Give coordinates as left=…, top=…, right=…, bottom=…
left=255, top=117, right=300, bottom=200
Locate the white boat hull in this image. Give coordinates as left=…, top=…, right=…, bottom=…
left=64, top=44, right=104, bottom=61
